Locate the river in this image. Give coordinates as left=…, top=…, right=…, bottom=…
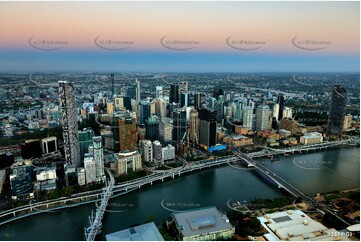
left=0, top=147, right=359, bottom=241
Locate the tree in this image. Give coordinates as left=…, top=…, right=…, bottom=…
left=62, top=186, right=75, bottom=197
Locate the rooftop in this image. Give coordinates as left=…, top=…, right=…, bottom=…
left=258, top=210, right=350, bottom=241
left=105, top=222, right=164, bottom=241
left=172, top=206, right=234, bottom=238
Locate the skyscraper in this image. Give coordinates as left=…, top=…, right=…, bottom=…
left=194, top=92, right=201, bottom=110
left=155, top=86, right=163, bottom=99
left=170, top=83, right=179, bottom=104
left=256, top=105, right=271, bottom=131
left=189, top=109, right=199, bottom=145
left=59, top=81, right=81, bottom=167
left=93, top=136, right=105, bottom=182
left=198, top=108, right=217, bottom=147
left=180, top=93, right=189, bottom=108
left=277, top=94, right=285, bottom=121
left=119, top=116, right=137, bottom=151
left=140, top=101, right=151, bottom=125
left=213, top=88, right=224, bottom=99
left=272, top=103, right=280, bottom=121
left=136, top=79, right=141, bottom=102
left=327, top=85, right=347, bottom=136
left=172, top=108, right=187, bottom=142
left=179, top=81, right=188, bottom=94
left=243, top=106, right=253, bottom=130
left=145, top=115, right=160, bottom=142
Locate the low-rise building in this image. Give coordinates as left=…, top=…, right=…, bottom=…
left=258, top=210, right=350, bottom=241
left=106, top=222, right=164, bottom=241
left=111, top=150, right=142, bottom=176
left=257, top=130, right=280, bottom=140
left=223, top=135, right=252, bottom=147
left=172, top=206, right=235, bottom=241
left=300, top=132, right=323, bottom=145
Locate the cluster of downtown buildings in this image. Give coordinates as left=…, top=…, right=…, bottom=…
left=0, top=75, right=355, bottom=201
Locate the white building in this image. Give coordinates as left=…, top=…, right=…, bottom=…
left=243, top=106, right=253, bottom=130
left=258, top=210, right=350, bottom=241
left=77, top=167, right=86, bottom=186
left=112, top=150, right=142, bottom=176
left=256, top=105, right=271, bottom=131
left=282, top=107, right=293, bottom=119
left=142, top=140, right=153, bottom=162
left=162, top=144, right=175, bottom=162
left=300, top=132, right=323, bottom=145
left=153, top=140, right=163, bottom=163
left=273, top=103, right=280, bottom=121
left=84, top=155, right=97, bottom=184
left=93, top=136, right=105, bottom=183
left=36, top=166, right=57, bottom=181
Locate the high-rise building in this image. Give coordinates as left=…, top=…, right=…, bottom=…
left=160, top=117, right=173, bottom=144
left=112, top=150, right=142, bottom=176
left=208, top=97, right=216, bottom=109
left=277, top=94, right=285, bottom=121
left=180, top=93, right=189, bottom=108
left=78, top=128, right=94, bottom=160
left=327, top=85, right=347, bottom=136
left=256, top=105, right=271, bottom=131
left=140, top=101, right=151, bottom=125
left=41, top=137, right=58, bottom=155
left=282, top=107, right=293, bottom=119
left=21, top=139, right=42, bottom=159
left=77, top=167, right=86, bottom=186
left=118, top=116, right=137, bottom=151
left=59, top=81, right=81, bottom=167
left=194, top=92, right=201, bottom=110
left=179, top=81, right=188, bottom=94
left=162, top=144, right=175, bottom=162
left=136, top=79, right=141, bottom=103
left=189, top=109, right=199, bottom=145
left=155, top=99, right=166, bottom=118
left=213, top=88, right=224, bottom=99
left=93, top=136, right=105, bottom=182
left=199, top=108, right=217, bottom=147
left=243, top=106, right=253, bottom=130
left=145, top=115, right=160, bottom=142
left=172, top=108, right=187, bottom=142
left=153, top=140, right=162, bottom=162
left=343, top=114, right=353, bottom=130
left=142, top=140, right=153, bottom=162
left=84, top=155, right=96, bottom=184
left=272, top=103, right=280, bottom=121
left=170, top=83, right=179, bottom=104
left=156, top=86, right=163, bottom=99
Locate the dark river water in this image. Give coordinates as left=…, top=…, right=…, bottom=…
left=0, top=147, right=359, bottom=241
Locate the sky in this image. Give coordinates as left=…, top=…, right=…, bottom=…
left=0, top=1, right=359, bottom=73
